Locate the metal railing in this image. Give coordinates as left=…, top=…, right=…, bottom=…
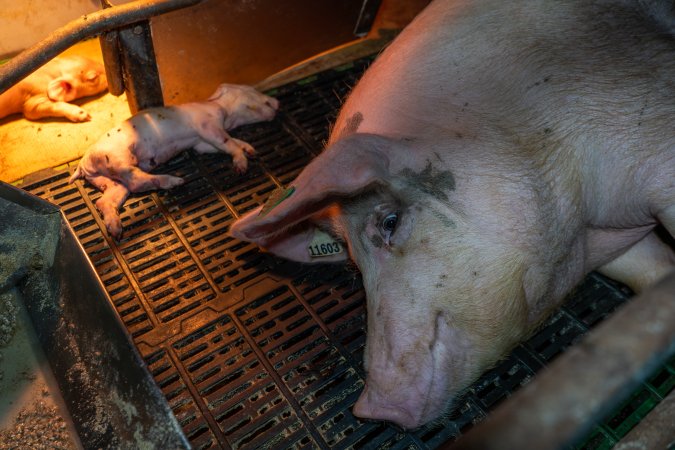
left=0, top=0, right=203, bottom=111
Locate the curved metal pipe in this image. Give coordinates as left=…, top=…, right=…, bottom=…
left=0, top=0, right=203, bottom=94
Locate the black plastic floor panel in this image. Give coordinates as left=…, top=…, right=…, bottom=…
left=18, top=59, right=635, bottom=449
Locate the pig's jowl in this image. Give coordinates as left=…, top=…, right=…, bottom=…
left=230, top=0, right=675, bottom=429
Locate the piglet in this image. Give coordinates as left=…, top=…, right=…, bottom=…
left=68, top=83, right=279, bottom=239
left=0, top=55, right=107, bottom=122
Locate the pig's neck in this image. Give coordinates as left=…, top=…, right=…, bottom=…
left=499, top=145, right=589, bottom=325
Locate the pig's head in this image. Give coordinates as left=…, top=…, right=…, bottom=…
left=207, top=83, right=280, bottom=129
left=47, top=56, right=107, bottom=102
left=230, top=133, right=540, bottom=429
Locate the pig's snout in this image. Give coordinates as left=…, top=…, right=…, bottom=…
left=353, top=310, right=469, bottom=429
left=353, top=383, right=424, bottom=429
left=352, top=367, right=448, bottom=430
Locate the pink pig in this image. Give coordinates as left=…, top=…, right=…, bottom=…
left=69, top=83, right=279, bottom=239
left=230, top=0, right=675, bottom=429
left=0, top=55, right=107, bottom=122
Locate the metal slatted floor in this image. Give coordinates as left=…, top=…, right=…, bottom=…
left=18, top=59, right=638, bottom=449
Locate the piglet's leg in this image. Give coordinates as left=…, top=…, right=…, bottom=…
left=88, top=175, right=129, bottom=239
left=118, top=167, right=184, bottom=193
left=193, top=141, right=219, bottom=153
left=23, top=96, right=90, bottom=122
left=195, top=126, right=255, bottom=174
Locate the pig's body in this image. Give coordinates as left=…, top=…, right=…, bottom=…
left=230, top=0, right=675, bottom=429
left=0, top=55, right=107, bottom=122
left=69, top=84, right=279, bottom=239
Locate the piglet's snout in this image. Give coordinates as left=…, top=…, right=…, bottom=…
left=262, top=97, right=280, bottom=119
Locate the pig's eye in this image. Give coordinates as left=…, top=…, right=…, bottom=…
left=380, top=212, right=399, bottom=243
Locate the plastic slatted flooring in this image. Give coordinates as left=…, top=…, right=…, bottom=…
left=18, top=59, right=644, bottom=449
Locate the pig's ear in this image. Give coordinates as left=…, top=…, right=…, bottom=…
left=229, top=133, right=391, bottom=261
left=207, top=84, right=228, bottom=101
left=47, top=78, right=75, bottom=102
left=239, top=213, right=347, bottom=263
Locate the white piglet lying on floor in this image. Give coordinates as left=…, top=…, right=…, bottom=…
left=69, top=83, right=279, bottom=239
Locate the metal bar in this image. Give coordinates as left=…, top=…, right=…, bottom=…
left=98, top=0, right=125, bottom=96
left=354, top=0, right=384, bottom=37
left=118, top=21, right=164, bottom=111
left=99, top=29, right=125, bottom=96
left=447, top=270, right=675, bottom=450
left=613, top=389, right=675, bottom=450
left=0, top=0, right=203, bottom=95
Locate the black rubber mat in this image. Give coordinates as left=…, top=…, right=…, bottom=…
left=18, top=59, right=639, bottom=449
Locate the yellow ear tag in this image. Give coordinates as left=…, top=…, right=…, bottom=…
left=308, top=229, right=343, bottom=258
left=258, top=186, right=295, bottom=217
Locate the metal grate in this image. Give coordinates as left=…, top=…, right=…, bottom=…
left=18, top=58, right=666, bottom=449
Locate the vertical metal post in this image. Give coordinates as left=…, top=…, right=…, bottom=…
left=98, top=0, right=125, bottom=96
left=98, top=0, right=164, bottom=112
left=117, top=21, right=164, bottom=112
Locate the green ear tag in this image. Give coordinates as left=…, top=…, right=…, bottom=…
left=258, top=186, right=295, bottom=217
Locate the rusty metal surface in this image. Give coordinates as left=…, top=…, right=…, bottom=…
left=447, top=271, right=675, bottom=450
left=613, top=389, right=675, bottom=450
left=0, top=0, right=203, bottom=95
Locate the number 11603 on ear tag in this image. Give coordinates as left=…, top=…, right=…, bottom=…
left=308, top=229, right=343, bottom=258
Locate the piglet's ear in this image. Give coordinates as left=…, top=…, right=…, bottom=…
left=207, top=84, right=228, bottom=101
left=47, top=78, right=74, bottom=102
left=230, top=133, right=392, bottom=247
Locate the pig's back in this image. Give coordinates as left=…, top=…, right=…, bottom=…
left=333, top=0, right=675, bottom=157
left=332, top=0, right=675, bottom=218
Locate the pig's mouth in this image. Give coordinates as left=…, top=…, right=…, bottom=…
left=353, top=312, right=469, bottom=429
